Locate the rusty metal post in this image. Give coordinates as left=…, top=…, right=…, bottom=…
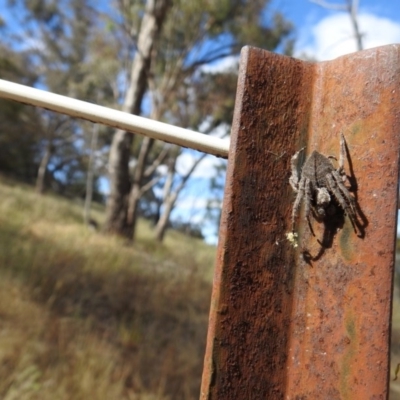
left=200, top=45, right=400, bottom=399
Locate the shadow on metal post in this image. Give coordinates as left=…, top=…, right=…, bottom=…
left=200, top=45, right=400, bottom=399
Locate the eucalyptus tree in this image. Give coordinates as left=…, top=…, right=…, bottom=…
left=104, top=0, right=172, bottom=236
left=105, top=0, right=293, bottom=240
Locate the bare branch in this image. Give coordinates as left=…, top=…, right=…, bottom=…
left=175, top=152, right=208, bottom=194
left=139, top=174, right=163, bottom=196
left=347, top=0, right=363, bottom=50
left=310, top=0, right=347, bottom=10
left=311, top=0, right=363, bottom=51
left=144, top=144, right=171, bottom=177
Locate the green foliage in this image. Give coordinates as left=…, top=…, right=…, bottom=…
left=0, top=46, right=43, bottom=183
left=0, top=0, right=118, bottom=196
left=152, top=0, right=293, bottom=96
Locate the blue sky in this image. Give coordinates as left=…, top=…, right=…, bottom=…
left=175, top=0, right=400, bottom=243
left=278, top=0, right=400, bottom=59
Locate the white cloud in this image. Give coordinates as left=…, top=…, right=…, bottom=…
left=175, top=195, right=209, bottom=211
left=198, top=119, right=230, bottom=138
left=176, top=152, right=227, bottom=179
left=200, top=55, right=239, bottom=73
left=297, top=12, right=400, bottom=60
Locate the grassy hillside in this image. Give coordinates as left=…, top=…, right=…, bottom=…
left=2, top=176, right=400, bottom=399
left=0, top=176, right=215, bottom=400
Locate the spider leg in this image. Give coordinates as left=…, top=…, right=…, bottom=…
left=304, top=179, right=315, bottom=236
left=326, top=173, right=358, bottom=232
left=304, top=178, right=312, bottom=222
left=289, top=147, right=305, bottom=192
left=330, top=171, right=356, bottom=213
left=291, top=177, right=305, bottom=232
left=328, top=134, right=346, bottom=176
left=338, top=133, right=346, bottom=172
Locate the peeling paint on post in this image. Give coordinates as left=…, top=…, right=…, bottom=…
left=200, top=45, right=400, bottom=399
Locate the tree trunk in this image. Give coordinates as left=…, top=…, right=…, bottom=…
left=36, top=140, right=54, bottom=194
left=127, top=136, right=155, bottom=240
left=155, top=156, right=176, bottom=241
left=104, top=0, right=171, bottom=237
left=155, top=193, right=176, bottom=242
left=83, top=124, right=99, bottom=225
left=155, top=151, right=207, bottom=242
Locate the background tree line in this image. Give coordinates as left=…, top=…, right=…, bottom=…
left=0, top=0, right=293, bottom=243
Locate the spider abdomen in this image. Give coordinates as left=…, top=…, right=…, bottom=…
left=289, top=136, right=357, bottom=234
left=301, top=151, right=334, bottom=187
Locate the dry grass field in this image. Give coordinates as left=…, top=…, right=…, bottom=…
left=1, top=175, right=400, bottom=399
left=0, top=176, right=215, bottom=399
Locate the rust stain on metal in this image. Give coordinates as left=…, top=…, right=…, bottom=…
left=200, top=45, right=400, bottom=399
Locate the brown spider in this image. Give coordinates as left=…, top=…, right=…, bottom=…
left=289, top=134, right=357, bottom=234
